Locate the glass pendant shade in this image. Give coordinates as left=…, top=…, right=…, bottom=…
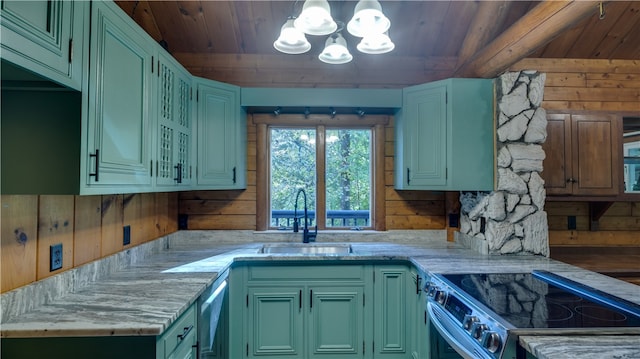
left=357, top=32, right=395, bottom=54
left=274, top=18, right=311, bottom=54
left=347, top=0, right=390, bottom=38
left=294, top=0, right=337, bottom=36
left=319, top=33, right=353, bottom=64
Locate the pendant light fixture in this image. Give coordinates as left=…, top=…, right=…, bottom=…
left=347, top=0, right=390, bottom=38
left=319, top=32, right=353, bottom=64
left=273, top=17, right=311, bottom=54
left=274, top=0, right=393, bottom=64
left=356, top=31, right=394, bottom=54
left=293, top=0, right=337, bottom=36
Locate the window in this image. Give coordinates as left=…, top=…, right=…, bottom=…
left=254, top=113, right=387, bottom=231
left=270, top=127, right=371, bottom=229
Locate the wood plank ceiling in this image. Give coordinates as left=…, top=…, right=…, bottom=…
left=115, top=1, right=640, bottom=88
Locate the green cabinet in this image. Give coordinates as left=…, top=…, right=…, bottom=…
left=228, top=263, right=424, bottom=359
left=1, top=303, right=197, bottom=359
left=0, top=0, right=86, bottom=90
left=154, top=50, right=194, bottom=189
left=194, top=78, right=247, bottom=189
left=247, top=285, right=304, bottom=357
left=229, top=264, right=370, bottom=358
left=308, top=285, right=366, bottom=358
left=83, top=0, right=154, bottom=194
left=374, top=266, right=411, bottom=358
left=409, top=269, right=429, bottom=359
left=395, top=78, right=494, bottom=191
left=156, top=304, right=198, bottom=359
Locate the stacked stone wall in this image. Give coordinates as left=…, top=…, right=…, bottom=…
left=460, top=71, right=549, bottom=256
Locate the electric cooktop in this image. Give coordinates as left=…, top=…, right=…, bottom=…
left=441, top=271, right=640, bottom=329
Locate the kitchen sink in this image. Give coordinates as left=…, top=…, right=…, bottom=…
left=260, top=243, right=352, bottom=255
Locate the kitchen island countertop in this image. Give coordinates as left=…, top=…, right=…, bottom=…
left=1, top=230, right=638, bottom=357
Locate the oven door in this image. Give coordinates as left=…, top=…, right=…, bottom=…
left=428, top=302, right=494, bottom=359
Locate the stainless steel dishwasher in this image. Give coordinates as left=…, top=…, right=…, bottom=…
left=198, top=274, right=228, bottom=358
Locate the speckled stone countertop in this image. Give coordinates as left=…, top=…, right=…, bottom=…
left=1, top=230, right=639, bottom=357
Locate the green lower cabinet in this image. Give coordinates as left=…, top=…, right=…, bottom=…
left=1, top=304, right=197, bottom=359
left=308, top=285, right=366, bottom=358
left=248, top=286, right=304, bottom=357
left=229, top=263, right=423, bottom=359
left=409, top=269, right=430, bottom=359
left=374, top=266, right=409, bottom=358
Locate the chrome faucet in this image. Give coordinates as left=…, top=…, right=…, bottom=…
left=293, top=188, right=317, bottom=243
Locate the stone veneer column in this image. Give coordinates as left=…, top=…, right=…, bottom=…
left=459, top=71, right=549, bottom=256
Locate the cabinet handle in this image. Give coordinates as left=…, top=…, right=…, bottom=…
left=177, top=325, right=193, bottom=341
left=299, top=290, right=302, bottom=310
left=407, top=168, right=410, bottom=185
left=46, top=0, right=52, bottom=32
left=416, top=274, right=421, bottom=295
left=232, top=167, right=237, bottom=184
left=174, top=163, right=183, bottom=184
left=566, top=178, right=578, bottom=183
left=89, top=149, right=100, bottom=182
left=68, top=39, right=73, bottom=63
left=310, top=289, right=313, bottom=309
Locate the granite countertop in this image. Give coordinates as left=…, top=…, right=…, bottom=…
left=1, top=230, right=638, bottom=357
left=519, top=335, right=640, bottom=359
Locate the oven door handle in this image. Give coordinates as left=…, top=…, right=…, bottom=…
left=427, top=302, right=493, bottom=359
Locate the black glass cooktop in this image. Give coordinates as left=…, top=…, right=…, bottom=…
left=441, top=272, right=640, bottom=329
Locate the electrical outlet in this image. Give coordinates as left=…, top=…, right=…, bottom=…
left=50, top=243, right=63, bottom=271
left=568, top=216, right=577, bottom=230
left=123, top=225, right=131, bottom=245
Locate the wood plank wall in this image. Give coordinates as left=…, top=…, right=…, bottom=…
left=1, top=193, right=178, bottom=293
left=178, top=117, right=446, bottom=231
left=510, top=58, right=640, bottom=247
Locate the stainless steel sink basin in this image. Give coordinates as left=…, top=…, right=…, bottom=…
left=260, top=243, right=352, bottom=255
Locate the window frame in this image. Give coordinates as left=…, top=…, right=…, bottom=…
left=254, top=113, right=388, bottom=231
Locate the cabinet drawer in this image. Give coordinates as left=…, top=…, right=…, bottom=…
left=247, top=265, right=366, bottom=282
left=161, top=305, right=196, bottom=358
left=167, top=323, right=196, bottom=359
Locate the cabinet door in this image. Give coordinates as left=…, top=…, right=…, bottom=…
left=396, top=83, right=447, bottom=189
left=571, top=114, right=621, bottom=196
left=155, top=51, right=193, bottom=188
left=195, top=79, right=246, bottom=189
left=247, top=286, right=304, bottom=358
left=85, top=1, right=153, bottom=192
left=0, top=0, right=85, bottom=90
left=542, top=114, right=573, bottom=195
left=410, top=269, right=429, bottom=359
left=374, top=266, right=409, bottom=358
left=308, top=286, right=365, bottom=358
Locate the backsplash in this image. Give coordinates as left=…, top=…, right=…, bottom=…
left=459, top=71, right=549, bottom=256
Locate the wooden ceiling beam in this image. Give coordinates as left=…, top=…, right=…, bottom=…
left=455, top=1, right=512, bottom=69
left=455, top=0, right=600, bottom=78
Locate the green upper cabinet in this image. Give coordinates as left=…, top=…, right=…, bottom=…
left=153, top=49, right=194, bottom=189
left=395, top=78, right=495, bottom=191
left=194, top=77, right=247, bottom=189
left=0, top=0, right=86, bottom=90
left=83, top=0, right=154, bottom=194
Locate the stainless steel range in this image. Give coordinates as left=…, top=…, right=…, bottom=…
left=426, top=270, right=640, bottom=359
